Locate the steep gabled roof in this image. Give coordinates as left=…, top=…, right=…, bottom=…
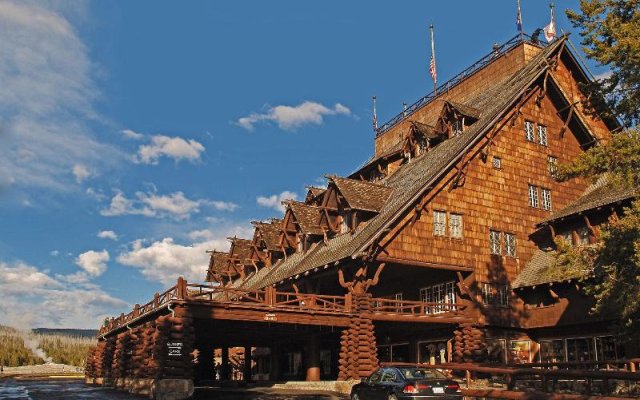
left=329, top=176, right=393, bottom=213
left=228, top=238, right=252, bottom=265
left=243, top=38, right=569, bottom=290
left=286, top=201, right=323, bottom=235
left=538, top=179, right=637, bottom=225
left=513, top=249, right=589, bottom=288
left=205, top=251, right=230, bottom=281
left=252, top=219, right=283, bottom=252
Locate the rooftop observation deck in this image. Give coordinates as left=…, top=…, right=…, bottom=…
left=375, top=33, right=547, bottom=136
left=98, top=277, right=470, bottom=338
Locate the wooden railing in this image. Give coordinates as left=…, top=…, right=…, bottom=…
left=98, top=277, right=470, bottom=336
left=370, top=297, right=463, bottom=316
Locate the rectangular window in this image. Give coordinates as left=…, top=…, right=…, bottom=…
left=538, top=124, right=548, bottom=146
left=567, top=338, right=594, bottom=362
left=548, top=156, right=558, bottom=176
left=489, top=230, right=501, bottom=255
left=433, top=211, right=446, bottom=236
left=420, top=281, right=457, bottom=314
left=541, top=188, right=552, bottom=211
left=510, top=340, right=532, bottom=363
left=528, top=185, right=539, bottom=208
left=540, top=339, right=566, bottom=363
left=524, top=120, right=535, bottom=142
left=481, top=282, right=509, bottom=307
left=449, top=213, right=463, bottom=238
left=504, top=233, right=517, bottom=257
left=492, top=156, right=502, bottom=169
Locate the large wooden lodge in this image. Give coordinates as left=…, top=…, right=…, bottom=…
left=86, top=33, right=638, bottom=394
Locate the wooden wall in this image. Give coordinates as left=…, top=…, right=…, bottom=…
left=380, top=51, right=611, bottom=285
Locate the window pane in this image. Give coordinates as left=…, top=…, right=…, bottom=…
left=525, top=121, right=535, bottom=142
left=490, top=230, right=501, bottom=255
left=433, top=211, right=446, bottom=236
left=450, top=214, right=462, bottom=238
left=528, top=185, right=539, bottom=208
left=541, top=188, right=552, bottom=211
left=577, top=227, right=590, bottom=245
left=540, top=339, right=566, bottom=363
left=505, top=233, right=516, bottom=257
left=493, top=157, right=502, bottom=169
left=538, top=125, right=548, bottom=146
left=548, top=156, right=558, bottom=176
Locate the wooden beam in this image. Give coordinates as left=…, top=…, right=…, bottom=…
left=376, top=256, right=473, bottom=272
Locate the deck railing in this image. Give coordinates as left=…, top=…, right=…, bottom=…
left=371, top=297, right=463, bottom=316
left=99, top=277, right=469, bottom=336
left=375, top=33, right=546, bottom=136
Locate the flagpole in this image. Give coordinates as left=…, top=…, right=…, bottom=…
left=430, top=24, right=437, bottom=96
left=372, top=96, right=377, bottom=133
left=517, top=0, right=523, bottom=41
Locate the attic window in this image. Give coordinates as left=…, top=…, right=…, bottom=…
left=452, top=118, right=464, bottom=136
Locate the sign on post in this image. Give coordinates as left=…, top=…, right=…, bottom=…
left=167, top=342, right=183, bottom=357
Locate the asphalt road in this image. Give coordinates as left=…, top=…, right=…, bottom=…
left=0, top=379, right=348, bottom=400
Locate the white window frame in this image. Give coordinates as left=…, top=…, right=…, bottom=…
left=541, top=188, right=552, bottom=211
left=538, top=124, right=548, bottom=146
left=481, top=282, right=510, bottom=307
left=492, top=156, right=502, bottom=169
left=528, top=184, right=539, bottom=208
left=489, top=230, right=501, bottom=255
left=449, top=213, right=463, bottom=239
left=548, top=156, right=558, bottom=176
left=433, top=210, right=446, bottom=236
left=504, top=233, right=517, bottom=257
left=525, top=120, right=536, bottom=142
left=420, top=281, right=457, bottom=314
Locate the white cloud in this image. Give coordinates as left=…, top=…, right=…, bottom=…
left=237, top=101, right=351, bottom=131
left=101, top=189, right=237, bottom=220
left=97, top=230, right=118, bottom=241
left=0, top=1, right=122, bottom=192
left=72, top=164, right=91, bottom=183
left=0, top=260, right=127, bottom=329
left=121, top=129, right=144, bottom=140
left=118, top=225, right=252, bottom=285
left=136, top=135, right=205, bottom=165
left=257, top=190, right=298, bottom=212
left=75, top=249, right=109, bottom=277
left=50, top=250, right=59, bottom=257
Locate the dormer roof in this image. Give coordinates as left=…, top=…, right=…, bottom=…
left=285, top=201, right=323, bottom=235
left=205, top=251, right=230, bottom=282
left=251, top=219, right=283, bottom=251
left=328, top=176, right=393, bottom=213
left=227, top=237, right=252, bottom=266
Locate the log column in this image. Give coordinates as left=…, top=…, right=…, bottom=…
left=243, top=346, right=252, bottom=382
left=269, top=343, right=281, bottom=381
left=220, top=347, right=230, bottom=381
left=305, top=334, right=321, bottom=381
left=338, top=294, right=379, bottom=380
left=195, top=341, right=215, bottom=383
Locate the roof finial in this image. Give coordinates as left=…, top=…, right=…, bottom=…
left=372, top=96, right=378, bottom=133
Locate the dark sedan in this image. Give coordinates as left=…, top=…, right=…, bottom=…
left=351, top=366, right=463, bottom=400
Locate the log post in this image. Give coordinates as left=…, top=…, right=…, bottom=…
left=243, top=346, right=252, bottom=382
left=338, top=294, right=378, bottom=380
left=305, top=334, right=321, bottom=381
left=220, top=347, right=230, bottom=381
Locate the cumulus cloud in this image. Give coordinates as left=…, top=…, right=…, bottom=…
left=100, top=189, right=237, bottom=220
left=118, top=225, right=252, bottom=285
left=237, top=101, right=351, bottom=131
left=97, top=230, right=118, bottom=241
left=75, top=249, right=109, bottom=277
left=72, top=164, right=91, bottom=183
left=0, top=260, right=127, bottom=329
left=136, top=135, right=205, bottom=165
left=0, top=1, right=122, bottom=192
left=257, top=190, right=298, bottom=212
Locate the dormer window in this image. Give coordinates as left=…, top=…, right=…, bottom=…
left=340, top=212, right=353, bottom=233
left=452, top=118, right=464, bottom=136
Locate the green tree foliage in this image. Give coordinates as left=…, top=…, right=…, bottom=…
left=566, top=0, right=640, bottom=126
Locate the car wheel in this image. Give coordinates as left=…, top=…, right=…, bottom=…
left=388, top=394, right=399, bottom=400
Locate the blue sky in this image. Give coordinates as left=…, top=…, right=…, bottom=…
left=0, top=0, right=596, bottom=328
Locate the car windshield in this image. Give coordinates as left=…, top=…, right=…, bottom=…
left=398, top=368, right=447, bottom=380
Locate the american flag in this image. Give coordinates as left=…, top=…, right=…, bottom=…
left=429, top=25, right=437, bottom=84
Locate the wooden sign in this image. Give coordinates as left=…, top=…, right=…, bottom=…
left=167, top=342, right=183, bottom=357
left=264, top=313, right=277, bottom=321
